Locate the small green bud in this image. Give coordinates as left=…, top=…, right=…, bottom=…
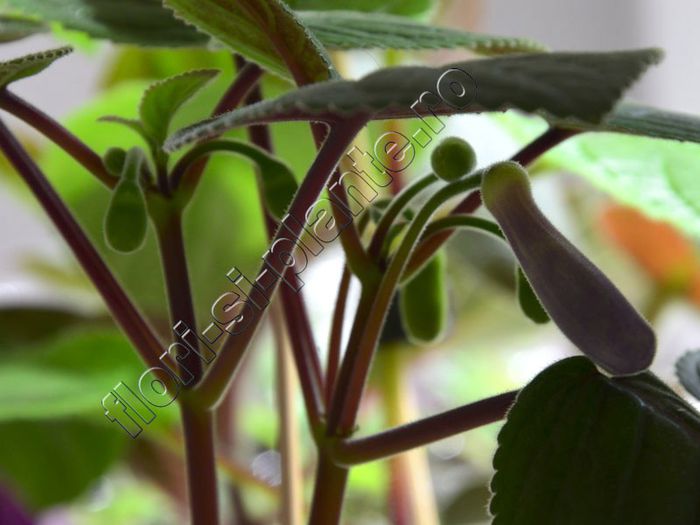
left=482, top=161, right=655, bottom=375
left=399, top=250, right=448, bottom=345
left=430, top=137, right=476, bottom=182
left=104, top=148, right=148, bottom=253
left=103, top=147, right=127, bottom=177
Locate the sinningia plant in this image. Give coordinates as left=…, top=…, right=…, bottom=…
left=3, top=0, right=700, bottom=524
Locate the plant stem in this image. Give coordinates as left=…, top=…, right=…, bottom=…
left=331, top=390, right=518, bottom=466
left=180, top=403, right=220, bottom=525
left=0, top=118, right=164, bottom=368
left=195, top=117, right=367, bottom=409
left=329, top=174, right=482, bottom=435
left=272, top=301, right=304, bottom=525
left=0, top=89, right=114, bottom=188
left=325, top=265, right=351, bottom=406
left=154, top=204, right=204, bottom=384
left=308, top=454, right=349, bottom=525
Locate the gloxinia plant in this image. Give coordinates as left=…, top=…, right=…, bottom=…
left=2, top=1, right=700, bottom=524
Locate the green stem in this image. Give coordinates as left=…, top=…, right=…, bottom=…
left=0, top=117, right=164, bottom=369
left=0, top=88, right=114, bottom=188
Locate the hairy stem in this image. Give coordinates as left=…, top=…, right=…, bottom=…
left=0, top=118, right=164, bottom=368
left=0, top=89, right=114, bottom=187
left=325, top=265, right=351, bottom=406
left=331, top=390, right=518, bottom=466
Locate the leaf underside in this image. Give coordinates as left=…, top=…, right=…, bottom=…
left=491, top=356, right=700, bottom=524
left=676, top=350, right=700, bottom=402
left=165, top=48, right=662, bottom=151
left=0, top=45, right=72, bottom=88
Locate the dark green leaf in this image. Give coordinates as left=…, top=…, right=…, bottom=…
left=300, top=10, right=546, bottom=55
left=0, top=14, right=46, bottom=42
left=482, top=161, right=655, bottom=375
left=516, top=266, right=549, bottom=324
left=491, top=356, right=700, bottom=525
left=166, top=49, right=661, bottom=151
left=139, top=69, right=218, bottom=146
left=676, top=350, right=700, bottom=402
left=3, top=0, right=206, bottom=47
left=0, top=419, right=126, bottom=509
left=0, top=46, right=72, bottom=88
left=163, top=0, right=333, bottom=82
left=0, top=306, right=95, bottom=351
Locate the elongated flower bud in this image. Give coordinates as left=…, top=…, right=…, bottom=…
left=482, top=161, right=655, bottom=375
left=399, top=250, right=448, bottom=345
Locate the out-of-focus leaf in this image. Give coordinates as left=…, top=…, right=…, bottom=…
left=676, top=350, right=700, bottom=402
left=299, top=11, right=546, bottom=55
left=496, top=111, right=700, bottom=242
left=491, top=356, right=700, bottom=524
left=0, top=46, right=71, bottom=88
left=166, top=49, right=662, bottom=151
left=0, top=330, right=143, bottom=420
left=163, top=0, right=333, bottom=82
left=0, top=14, right=45, bottom=42
left=0, top=306, right=99, bottom=350
left=139, top=69, right=219, bottom=146
left=0, top=418, right=126, bottom=509
left=287, top=0, right=435, bottom=17
left=3, top=0, right=206, bottom=47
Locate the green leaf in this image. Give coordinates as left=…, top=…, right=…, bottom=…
left=491, top=356, right=700, bottom=524
left=0, top=14, right=46, bottom=42
left=0, top=330, right=143, bottom=421
left=176, top=138, right=298, bottom=220
left=516, top=266, right=549, bottom=324
left=0, top=418, right=126, bottom=509
left=676, top=350, right=700, bottom=402
left=0, top=306, right=96, bottom=351
left=163, top=0, right=333, bottom=82
left=166, top=49, right=662, bottom=151
left=99, top=115, right=151, bottom=146
left=299, top=10, right=546, bottom=55
left=3, top=0, right=207, bottom=47
left=482, top=161, right=655, bottom=376
left=0, top=45, right=72, bottom=88
left=139, top=69, right=219, bottom=146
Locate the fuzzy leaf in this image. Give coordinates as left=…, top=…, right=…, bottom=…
left=166, top=49, right=662, bottom=151
left=553, top=102, right=700, bottom=144
left=491, top=356, right=700, bottom=524
left=0, top=46, right=72, bottom=88
left=139, top=69, right=218, bottom=145
left=163, top=0, right=334, bottom=82
left=287, top=0, right=435, bottom=17
left=300, top=10, right=546, bottom=55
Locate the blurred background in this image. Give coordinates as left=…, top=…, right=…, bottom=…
left=1, top=1, right=700, bottom=524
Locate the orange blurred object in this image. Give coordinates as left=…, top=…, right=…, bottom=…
left=600, top=204, right=700, bottom=305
